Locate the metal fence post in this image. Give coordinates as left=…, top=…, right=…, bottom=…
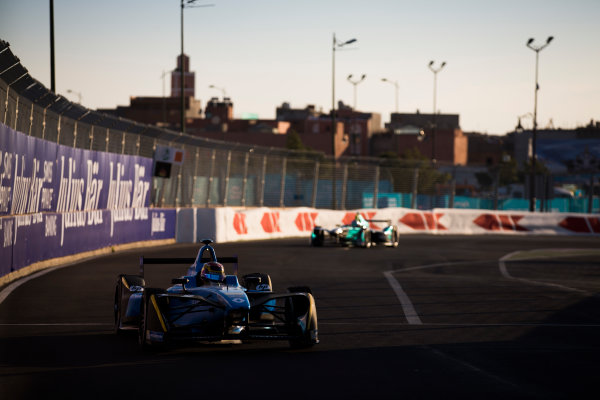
left=28, top=102, right=33, bottom=136
left=373, top=166, right=380, bottom=209
left=223, top=150, right=232, bottom=207
left=259, top=155, right=267, bottom=207
left=2, top=86, right=8, bottom=125
left=311, top=160, right=320, bottom=208
left=42, top=108, right=47, bottom=140
left=241, top=152, right=250, bottom=207
left=493, top=168, right=499, bottom=210
left=411, top=168, right=419, bottom=209
left=89, top=126, right=94, bottom=150
left=589, top=175, right=595, bottom=214
left=341, top=162, right=348, bottom=210
left=14, top=95, right=19, bottom=131
left=206, top=149, right=216, bottom=207
left=56, top=114, right=61, bottom=145
left=72, top=121, right=78, bottom=147
left=176, top=164, right=182, bottom=207
left=449, top=179, right=455, bottom=209
left=279, top=157, right=287, bottom=208
left=192, top=147, right=200, bottom=206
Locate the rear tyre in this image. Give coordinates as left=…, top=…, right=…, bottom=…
left=114, top=286, right=123, bottom=335
left=310, top=230, right=324, bottom=247
left=242, top=273, right=273, bottom=292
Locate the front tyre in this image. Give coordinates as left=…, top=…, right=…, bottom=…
left=361, top=230, right=372, bottom=248
left=287, top=292, right=319, bottom=349
left=138, top=288, right=166, bottom=350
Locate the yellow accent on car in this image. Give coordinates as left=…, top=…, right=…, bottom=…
left=121, top=276, right=129, bottom=290
left=150, top=294, right=167, bottom=332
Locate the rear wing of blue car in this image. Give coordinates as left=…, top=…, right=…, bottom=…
left=139, top=256, right=239, bottom=278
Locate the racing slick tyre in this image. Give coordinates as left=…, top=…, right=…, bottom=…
left=286, top=290, right=318, bottom=349
left=138, top=288, right=167, bottom=351
left=310, top=229, right=324, bottom=247
left=114, top=274, right=145, bottom=335
left=114, top=286, right=123, bottom=335
left=391, top=229, right=399, bottom=248
left=244, top=273, right=274, bottom=323
left=361, top=230, right=372, bottom=248
left=242, top=273, right=273, bottom=292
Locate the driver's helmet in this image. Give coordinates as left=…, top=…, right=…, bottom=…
left=200, top=261, right=226, bottom=283
left=352, top=212, right=367, bottom=228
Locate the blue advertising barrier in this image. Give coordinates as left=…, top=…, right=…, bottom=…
left=1, top=123, right=152, bottom=216
left=1, top=209, right=176, bottom=278
left=0, top=122, right=177, bottom=281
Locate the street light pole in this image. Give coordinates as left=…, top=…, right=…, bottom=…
left=428, top=60, right=446, bottom=163
left=381, top=78, right=399, bottom=113
left=49, top=0, right=55, bottom=93
left=331, top=33, right=357, bottom=210
left=180, top=0, right=185, bottom=134
left=347, top=74, right=366, bottom=110
left=209, top=84, right=227, bottom=99
left=526, top=36, right=553, bottom=212
left=180, top=0, right=214, bottom=135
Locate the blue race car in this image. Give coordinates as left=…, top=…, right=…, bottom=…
left=310, top=213, right=399, bottom=248
left=114, top=239, right=318, bottom=349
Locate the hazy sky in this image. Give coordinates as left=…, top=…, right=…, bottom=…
left=2, top=0, right=599, bottom=135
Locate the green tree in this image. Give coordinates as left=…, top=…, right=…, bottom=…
left=285, top=129, right=305, bottom=151
left=497, top=154, right=520, bottom=186
left=518, top=158, right=550, bottom=181
left=378, top=147, right=451, bottom=194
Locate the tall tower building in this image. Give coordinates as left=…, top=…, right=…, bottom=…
left=171, top=54, right=195, bottom=98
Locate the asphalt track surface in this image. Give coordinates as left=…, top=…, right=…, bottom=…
left=1, top=235, right=599, bottom=399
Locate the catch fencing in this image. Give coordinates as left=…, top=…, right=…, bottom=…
left=1, top=40, right=596, bottom=214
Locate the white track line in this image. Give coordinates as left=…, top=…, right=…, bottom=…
left=384, top=248, right=598, bottom=325
left=383, top=270, right=422, bottom=325
left=499, top=249, right=591, bottom=295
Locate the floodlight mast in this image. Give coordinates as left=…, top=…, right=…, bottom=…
left=347, top=74, right=366, bottom=109
left=526, top=36, right=554, bottom=212
left=331, top=34, right=357, bottom=209
left=427, top=60, right=446, bottom=163
left=180, top=1, right=214, bottom=134
left=381, top=78, right=399, bottom=113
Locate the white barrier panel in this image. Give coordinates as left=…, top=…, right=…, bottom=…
left=203, top=207, right=600, bottom=243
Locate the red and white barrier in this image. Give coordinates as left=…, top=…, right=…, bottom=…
left=209, top=207, right=600, bottom=243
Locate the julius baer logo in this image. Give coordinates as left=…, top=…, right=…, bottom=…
left=54, top=156, right=150, bottom=243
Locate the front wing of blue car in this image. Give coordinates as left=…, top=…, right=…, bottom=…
left=140, top=290, right=318, bottom=348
